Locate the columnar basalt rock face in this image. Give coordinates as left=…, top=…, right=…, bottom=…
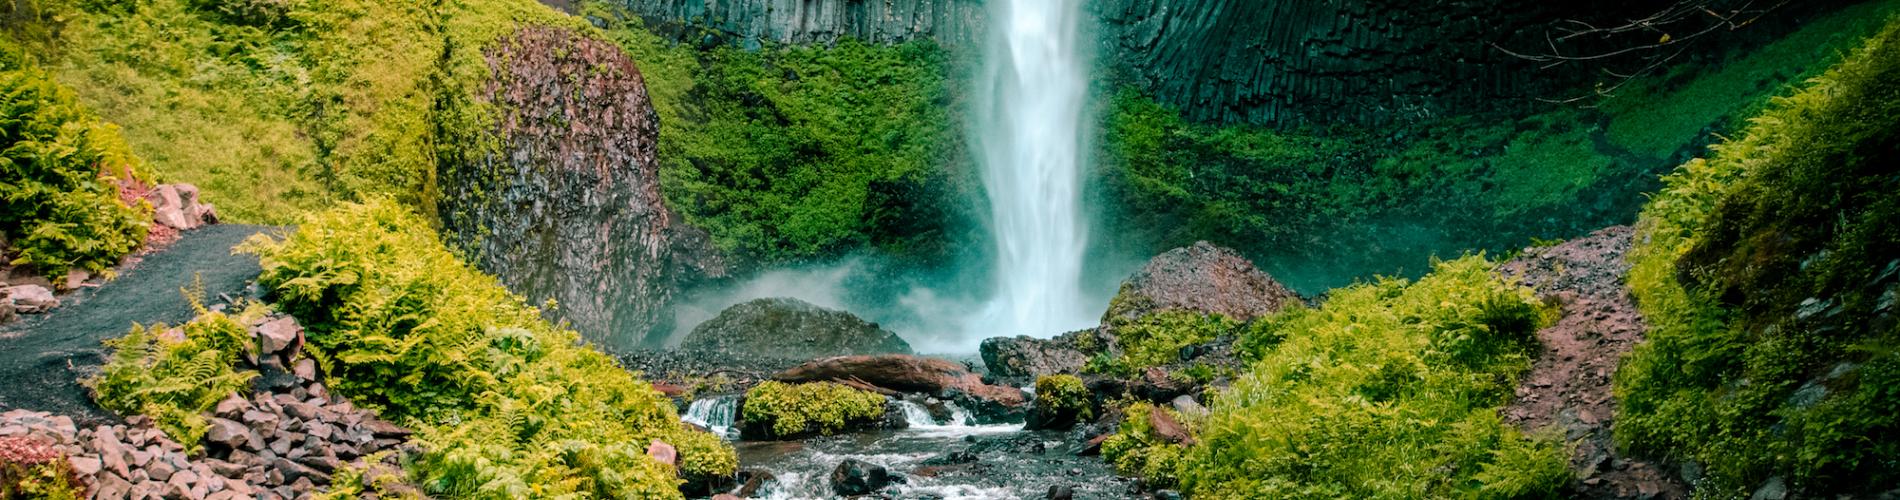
left=615, top=0, right=1845, bottom=126
left=620, top=0, right=986, bottom=47
left=439, top=26, right=723, bottom=347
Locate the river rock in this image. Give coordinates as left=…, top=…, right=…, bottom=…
left=437, top=25, right=723, bottom=348
left=1104, top=241, right=1299, bottom=324
left=829, top=458, right=892, bottom=496
left=681, top=297, right=913, bottom=358
left=735, top=469, right=777, bottom=497
left=979, top=331, right=1095, bottom=379
left=3, top=284, right=57, bottom=314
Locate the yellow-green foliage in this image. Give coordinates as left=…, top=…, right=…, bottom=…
left=0, top=456, right=83, bottom=500
left=741, top=381, right=886, bottom=438
left=15, top=0, right=580, bottom=223
left=1615, top=20, right=1900, bottom=496
left=1034, top=374, right=1092, bottom=421
left=1173, top=256, right=1567, bottom=498
left=1099, top=402, right=1188, bottom=488
left=87, top=306, right=260, bottom=451
left=242, top=201, right=734, bottom=499
left=0, top=51, right=148, bottom=276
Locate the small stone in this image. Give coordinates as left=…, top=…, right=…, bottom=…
left=646, top=440, right=677, bottom=469
left=290, top=476, right=315, bottom=493
left=360, top=419, right=411, bottom=439
left=1046, top=485, right=1075, bottom=500
left=3, top=285, right=58, bottom=313
left=145, top=459, right=175, bottom=482
left=254, top=317, right=302, bottom=355
left=292, top=358, right=318, bottom=382
left=69, top=456, right=102, bottom=476
left=242, top=410, right=281, bottom=436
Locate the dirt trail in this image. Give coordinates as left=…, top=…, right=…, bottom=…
left=1498, top=226, right=1686, bottom=499
left=0, top=224, right=277, bottom=424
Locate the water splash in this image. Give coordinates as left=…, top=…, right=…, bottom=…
left=970, top=0, right=1097, bottom=341
left=681, top=394, right=740, bottom=440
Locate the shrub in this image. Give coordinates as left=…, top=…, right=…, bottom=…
left=740, top=381, right=886, bottom=438
left=0, top=57, right=148, bottom=276
left=0, top=436, right=83, bottom=500
left=1170, top=256, right=1567, bottom=498
left=1614, top=20, right=1900, bottom=497
left=1033, top=374, right=1093, bottom=421
left=86, top=305, right=259, bottom=451
left=242, top=201, right=734, bottom=499
left=1099, top=402, right=1189, bottom=489
left=1090, top=308, right=1239, bottom=377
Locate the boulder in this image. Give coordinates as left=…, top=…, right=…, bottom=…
left=1047, top=485, right=1076, bottom=500
left=147, top=184, right=217, bottom=230
left=1104, top=241, right=1299, bottom=324
left=734, top=469, right=777, bottom=498
left=681, top=298, right=912, bottom=359
left=1148, top=408, right=1195, bottom=446
left=645, top=440, right=677, bottom=469
left=829, top=458, right=892, bottom=496
left=979, top=333, right=1091, bottom=379
left=4, top=284, right=57, bottom=314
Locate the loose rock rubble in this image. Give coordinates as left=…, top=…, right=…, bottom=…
left=0, top=314, right=418, bottom=499
left=1498, top=226, right=1686, bottom=499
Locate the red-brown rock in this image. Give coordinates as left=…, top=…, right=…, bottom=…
left=1105, top=241, right=1299, bottom=323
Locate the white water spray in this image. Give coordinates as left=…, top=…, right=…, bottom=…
left=971, top=0, right=1096, bottom=340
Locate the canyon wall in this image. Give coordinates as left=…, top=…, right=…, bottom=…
left=615, top=0, right=1845, bottom=125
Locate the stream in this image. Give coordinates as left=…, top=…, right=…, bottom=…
left=683, top=396, right=1128, bottom=499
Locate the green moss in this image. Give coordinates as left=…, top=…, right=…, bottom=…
left=741, top=381, right=887, bottom=438
left=87, top=305, right=260, bottom=452
left=1615, top=19, right=1900, bottom=497
left=242, top=201, right=733, bottom=499
left=577, top=5, right=970, bottom=265
left=0, top=56, right=149, bottom=277
left=1600, top=0, right=1900, bottom=160
left=1090, top=309, right=1239, bottom=377
left=1034, top=374, right=1093, bottom=421
left=1170, top=256, right=1565, bottom=498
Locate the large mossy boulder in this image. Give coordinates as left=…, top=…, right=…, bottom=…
left=681, top=298, right=912, bottom=359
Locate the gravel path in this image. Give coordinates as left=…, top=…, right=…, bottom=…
left=0, top=224, right=279, bottom=424
left=1499, top=226, right=1686, bottom=499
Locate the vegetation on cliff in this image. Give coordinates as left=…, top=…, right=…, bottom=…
left=1095, top=0, right=1900, bottom=293
left=1615, top=19, right=1900, bottom=497
left=0, top=49, right=148, bottom=276
left=242, top=201, right=733, bottom=498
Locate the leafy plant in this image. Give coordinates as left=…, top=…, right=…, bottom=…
left=1092, top=308, right=1239, bottom=377
left=1166, top=256, right=1566, bottom=498
left=1034, top=374, right=1093, bottom=421
left=1615, top=19, right=1900, bottom=497
left=86, top=305, right=260, bottom=451
left=740, top=381, right=886, bottom=438
left=243, top=201, right=734, bottom=499
left=0, top=55, right=148, bottom=276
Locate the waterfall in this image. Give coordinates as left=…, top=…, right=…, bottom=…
left=895, top=399, right=977, bottom=428
left=970, top=0, right=1096, bottom=342
left=681, top=395, right=740, bottom=440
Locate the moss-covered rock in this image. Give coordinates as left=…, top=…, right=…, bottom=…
left=738, top=381, right=889, bottom=440
left=1025, top=374, right=1093, bottom=431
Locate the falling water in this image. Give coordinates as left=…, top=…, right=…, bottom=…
left=681, top=394, right=740, bottom=440
left=972, top=0, right=1096, bottom=341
